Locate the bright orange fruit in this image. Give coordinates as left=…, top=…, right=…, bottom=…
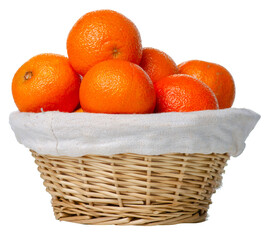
left=140, top=47, right=178, bottom=83
left=178, top=60, right=235, bottom=109
left=74, top=108, right=83, bottom=112
left=80, top=60, right=156, bottom=114
left=12, top=53, right=81, bottom=112
left=154, top=74, right=219, bottom=112
left=67, top=10, right=142, bottom=76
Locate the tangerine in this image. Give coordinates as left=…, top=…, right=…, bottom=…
left=67, top=10, right=142, bottom=76
left=80, top=60, right=156, bottom=114
left=140, top=47, right=178, bottom=83
left=154, top=74, right=219, bottom=112
left=178, top=60, right=235, bottom=109
left=12, top=53, right=81, bottom=113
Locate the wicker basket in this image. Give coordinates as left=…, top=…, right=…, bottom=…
left=10, top=109, right=260, bottom=225
left=32, top=151, right=229, bottom=225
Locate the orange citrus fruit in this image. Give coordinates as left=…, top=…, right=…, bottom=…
left=12, top=53, right=81, bottom=112
left=178, top=60, right=235, bottom=109
left=140, top=47, right=178, bottom=83
left=67, top=10, right=142, bottom=76
left=154, top=74, right=219, bottom=112
left=74, top=108, right=83, bottom=112
left=80, top=60, right=156, bottom=114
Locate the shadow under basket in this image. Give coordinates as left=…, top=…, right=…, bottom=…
left=32, top=151, right=229, bottom=226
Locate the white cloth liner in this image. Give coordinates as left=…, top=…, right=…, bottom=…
left=9, top=108, right=260, bottom=157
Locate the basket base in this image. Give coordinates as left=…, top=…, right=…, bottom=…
left=52, top=197, right=207, bottom=225
left=33, top=151, right=229, bottom=225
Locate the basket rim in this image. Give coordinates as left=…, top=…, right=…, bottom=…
left=10, top=108, right=260, bottom=157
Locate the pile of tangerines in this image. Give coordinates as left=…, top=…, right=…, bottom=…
left=12, top=10, right=235, bottom=114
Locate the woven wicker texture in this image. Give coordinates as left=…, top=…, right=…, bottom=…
left=32, top=151, right=229, bottom=225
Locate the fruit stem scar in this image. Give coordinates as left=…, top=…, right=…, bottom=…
left=112, top=47, right=119, bottom=57
left=24, top=71, right=33, bottom=80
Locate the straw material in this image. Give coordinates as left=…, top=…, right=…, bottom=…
left=32, top=151, right=229, bottom=225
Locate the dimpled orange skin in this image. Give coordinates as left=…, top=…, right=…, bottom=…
left=140, top=47, right=178, bottom=83
left=80, top=60, right=156, bottom=114
left=178, top=60, right=235, bottom=109
left=154, top=74, right=219, bottom=113
left=67, top=10, right=143, bottom=76
left=12, top=54, right=81, bottom=112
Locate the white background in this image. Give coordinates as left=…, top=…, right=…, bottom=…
left=1, top=0, right=269, bottom=239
